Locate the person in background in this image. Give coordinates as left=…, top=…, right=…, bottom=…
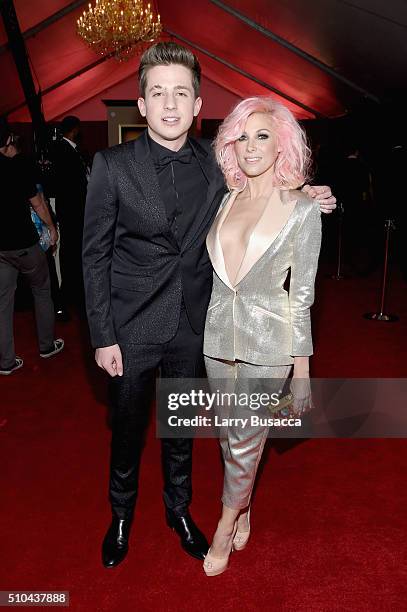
left=337, top=145, right=376, bottom=275
left=5, top=133, right=67, bottom=320
left=52, top=115, right=89, bottom=313
left=0, top=118, right=64, bottom=375
left=374, top=138, right=407, bottom=283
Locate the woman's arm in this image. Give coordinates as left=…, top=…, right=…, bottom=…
left=30, top=193, right=58, bottom=246
left=289, top=203, right=322, bottom=356
left=293, top=356, right=309, bottom=377
left=289, top=203, right=322, bottom=412
left=291, top=356, right=311, bottom=415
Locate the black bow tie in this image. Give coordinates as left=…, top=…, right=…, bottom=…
left=156, top=148, right=193, bottom=167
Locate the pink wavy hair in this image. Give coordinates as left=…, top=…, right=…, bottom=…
left=214, top=96, right=312, bottom=190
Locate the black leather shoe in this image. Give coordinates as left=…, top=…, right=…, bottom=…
left=102, top=516, right=133, bottom=568
left=166, top=510, right=209, bottom=560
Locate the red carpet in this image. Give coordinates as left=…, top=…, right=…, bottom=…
left=1, top=267, right=407, bottom=611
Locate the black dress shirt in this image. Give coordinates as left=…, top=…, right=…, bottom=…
left=147, top=133, right=209, bottom=246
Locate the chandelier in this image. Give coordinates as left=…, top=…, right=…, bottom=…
left=77, top=0, right=162, bottom=61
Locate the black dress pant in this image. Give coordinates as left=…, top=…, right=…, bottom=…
left=57, top=206, right=85, bottom=308
left=109, top=302, right=205, bottom=519
left=46, top=248, right=64, bottom=312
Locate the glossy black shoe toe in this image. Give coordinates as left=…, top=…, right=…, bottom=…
left=102, top=516, right=132, bottom=568
left=166, top=510, right=209, bottom=560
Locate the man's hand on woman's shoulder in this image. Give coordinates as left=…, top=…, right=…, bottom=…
left=301, top=184, right=337, bottom=214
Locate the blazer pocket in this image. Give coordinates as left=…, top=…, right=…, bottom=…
left=111, top=271, right=153, bottom=291
left=252, top=304, right=288, bottom=324
left=207, top=300, right=221, bottom=312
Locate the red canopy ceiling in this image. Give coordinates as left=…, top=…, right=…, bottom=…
left=1, top=0, right=405, bottom=122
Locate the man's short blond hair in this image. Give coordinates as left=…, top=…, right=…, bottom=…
left=138, top=42, right=201, bottom=98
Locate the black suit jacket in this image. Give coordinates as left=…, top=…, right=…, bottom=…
left=82, top=131, right=226, bottom=348
left=52, top=139, right=88, bottom=228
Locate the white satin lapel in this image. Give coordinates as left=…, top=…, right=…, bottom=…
left=206, top=190, right=239, bottom=290
left=234, top=190, right=298, bottom=286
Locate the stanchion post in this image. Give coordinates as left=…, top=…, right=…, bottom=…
left=364, top=219, right=398, bottom=322
left=328, top=201, right=347, bottom=280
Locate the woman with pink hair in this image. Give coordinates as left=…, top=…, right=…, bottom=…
left=203, top=96, right=322, bottom=576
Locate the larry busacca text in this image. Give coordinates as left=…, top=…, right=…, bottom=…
left=167, top=414, right=302, bottom=428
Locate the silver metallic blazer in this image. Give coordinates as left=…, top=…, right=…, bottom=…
left=203, top=189, right=322, bottom=366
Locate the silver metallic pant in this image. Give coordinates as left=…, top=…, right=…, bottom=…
left=204, top=356, right=291, bottom=510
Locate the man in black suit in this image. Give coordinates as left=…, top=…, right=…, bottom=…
left=82, top=42, right=336, bottom=568
left=53, top=116, right=88, bottom=311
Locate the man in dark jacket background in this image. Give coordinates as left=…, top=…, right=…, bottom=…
left=53, top=116, right=88, bottom=310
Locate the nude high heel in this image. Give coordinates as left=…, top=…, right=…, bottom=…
left=233, top=508, right=251, bottom=551
left=203, top=524, right=237, bottom=577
